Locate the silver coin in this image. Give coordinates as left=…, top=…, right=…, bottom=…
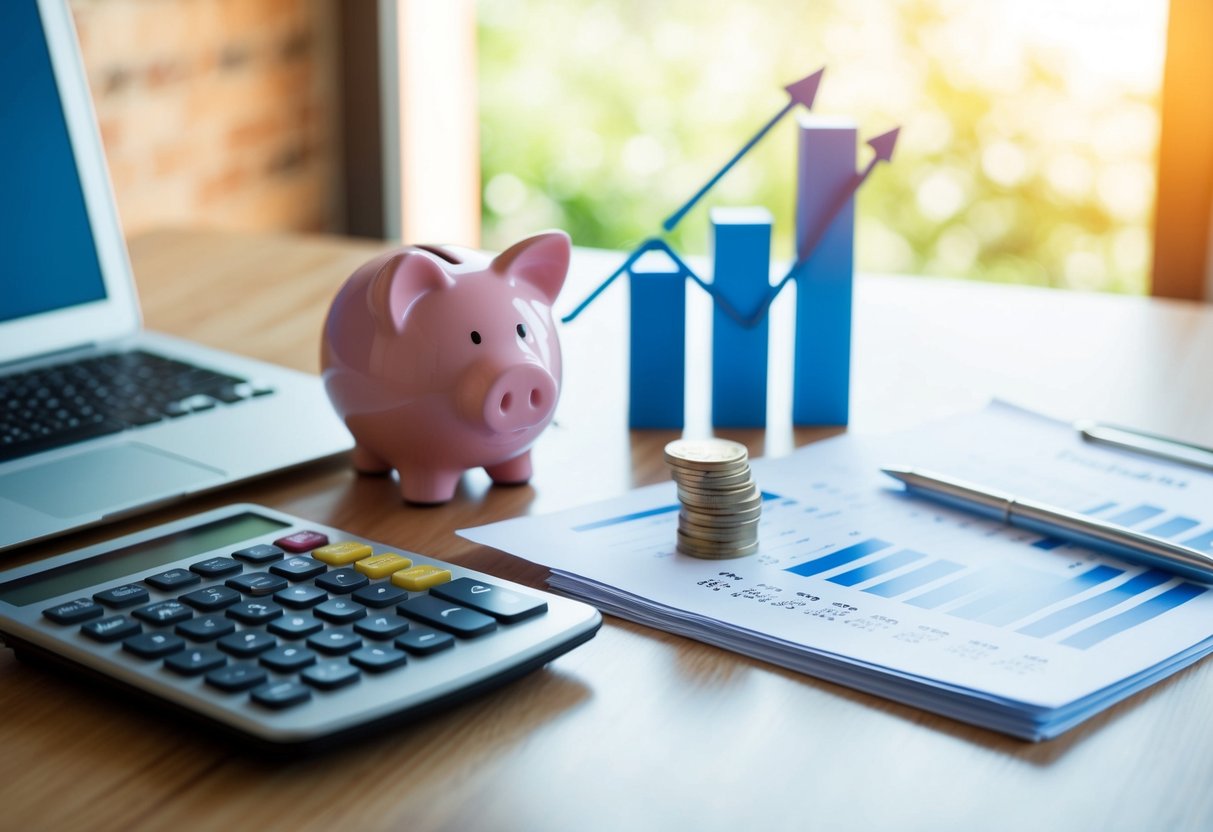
left=676, top=537, right=760, bottom=559
left=680, top=506, right=763, bottom=527
left=664, top=438, right=748, bottom=471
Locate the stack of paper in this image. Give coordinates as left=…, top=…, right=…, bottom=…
left=460, top=403, right=1213, bottom=740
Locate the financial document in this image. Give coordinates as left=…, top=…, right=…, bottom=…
left=459, top=403, right=1213, bottom=739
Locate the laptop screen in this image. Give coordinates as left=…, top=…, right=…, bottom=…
left=0, top=0, right=107, bottom=325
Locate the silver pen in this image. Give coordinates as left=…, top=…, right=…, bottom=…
left=1076, top=420, right=1213, bottom=473
left=881, top=466, right=1213, bottom=583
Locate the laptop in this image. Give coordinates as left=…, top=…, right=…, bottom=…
left=0, top=0, right=353, bottom=552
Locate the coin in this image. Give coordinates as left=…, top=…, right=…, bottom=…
left=675, top=536, right=760, bottom=559
left=665, top=437, right=763, bottom=559
left=664, top=438, right=748, bottom=470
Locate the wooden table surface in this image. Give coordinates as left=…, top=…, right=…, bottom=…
left=3, top=228, right=1213, bottom=831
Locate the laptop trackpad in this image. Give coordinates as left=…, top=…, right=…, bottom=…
left=0, top=444, right=225, bottom=519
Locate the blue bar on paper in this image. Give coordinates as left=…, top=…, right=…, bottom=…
left=828, top=549, right=927, bottom=587
left=785, top=538, right=892, bottom=578
left=865, top=560, right=965, bottom=598
left=1017, top=569, right=1173, bottom=638
left=1182, top=529, right=1213, bottom=552
left=628, top=252, right=685, bottom=429
left=904, top=572, right=990, bottom=609
left=1032, top=537, right=1066, bottom=551
left=572, top=503, right=680, bottom=532
left=710, top=207, right=772, bottom=428
left=1082, top=501, right=1118, bottom=516
left=1106, top=504, right=1166, bottom=527
left=1146, top=516, right=1200, bottom=538
left=1061, top=583, right=1207, bottom=649
left=978, top=565, right=1125, bottom=627
left=949, top=587, right=1025, bottom=621
left=792, top=117, right=857, bottom=426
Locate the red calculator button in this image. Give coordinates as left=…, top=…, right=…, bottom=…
left=273, top=531, right=330, bottom=553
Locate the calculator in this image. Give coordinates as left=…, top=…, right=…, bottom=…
left=0, top=504, right=601, bottom=750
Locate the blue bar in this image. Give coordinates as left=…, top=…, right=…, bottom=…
left=1082, top=501, right=1118, bottom=516
left=1032, top=537, right=1066, bottom=550
left=904, top=572, right=989, bottom=609
left=979, top=565, right=1125, bottom=627
left=710, top=206, right=772, bottom=428
left=1182, top=529, right=1213, bottom=552
left=1062, top=583, right=1207, bottom=649
left=792, top=118, right=856, bottom=426
left=1146, top=516, right=1201, bottom=538
left=1017, top=569, right=1173, bottom=638
left=628, top=253, right=685, bottom=428
left=865, top=560, right=965, bottom=598
left=828, top=549, right=927, bottom=587
left=572, top=503, right=680, bottom=532
left=1106, top=504, right=1166, bottom=527
left=785, top=538, right=892, bottom=578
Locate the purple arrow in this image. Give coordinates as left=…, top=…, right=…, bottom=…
left=661, top=67, right=825, bottom=232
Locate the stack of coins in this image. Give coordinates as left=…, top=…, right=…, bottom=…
left=664, top=438, right=761, bottom=559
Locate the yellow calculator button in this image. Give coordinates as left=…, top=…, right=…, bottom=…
left=390, top=565, right=452, bottom=591
left=355, top=553, right=413, bottom=579
left=312, top=542, right=373, bottom=565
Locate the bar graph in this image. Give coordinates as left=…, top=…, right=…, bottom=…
left=558, top=67, right=899, bottom=429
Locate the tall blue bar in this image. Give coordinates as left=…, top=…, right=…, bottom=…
left=792, top=116, right=857, bottom=426
left=1061, top=583, right=1207, bottom=649
left=710, top=206, right=772, bottom=428
left=628, top=252, right=685, bottom=428
left=1017, top=570, right=1173, bottom=638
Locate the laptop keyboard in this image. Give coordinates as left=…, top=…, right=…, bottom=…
left=0, top=350, right=273, bottom=462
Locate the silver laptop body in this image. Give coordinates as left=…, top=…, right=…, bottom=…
left=0, top=0, right=352, bottom=552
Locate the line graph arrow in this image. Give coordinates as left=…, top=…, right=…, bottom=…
left=661, top=67, right=825, bottom=232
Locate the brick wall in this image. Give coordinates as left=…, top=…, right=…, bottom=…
left=69, top=0, right=342, bottom=238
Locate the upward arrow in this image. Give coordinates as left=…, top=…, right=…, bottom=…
left=661, top=67, right=825, bottom=232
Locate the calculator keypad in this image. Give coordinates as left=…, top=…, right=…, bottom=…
left=35, top=528, right=566, bottom=725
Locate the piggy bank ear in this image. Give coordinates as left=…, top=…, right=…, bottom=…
left=368, top=251, right=454, bottom=333
left=490, top=230, right=571, bottom=304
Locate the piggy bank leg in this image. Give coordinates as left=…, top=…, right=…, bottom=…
left=485, top=452, right=532, bottom=486
left=398, top=468, right=462, bottom=505
left=351, top=443, right=392, bottom=475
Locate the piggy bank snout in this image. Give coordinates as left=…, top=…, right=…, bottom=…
left=473, top=364, right=558, bottom=434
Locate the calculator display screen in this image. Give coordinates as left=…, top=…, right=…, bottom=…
left=0, top=513, right=290, bottom=606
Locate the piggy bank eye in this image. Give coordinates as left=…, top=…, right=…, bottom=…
left=470, top=331, right=482, bottom=345
left=516, top=323, right=527, bottom=338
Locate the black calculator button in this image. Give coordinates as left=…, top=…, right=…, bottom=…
left=270, top=557, right=327, bottom=581
left=132, top=600, right=192, bottom=626
left=307, top=628, right=362, bottom=655
left=351, top=582, right=407, bottom=609
left=313, top=598, right=367, bottom=624
left=43, top=598, right=103, bottom=625
left=206, top=663, right=268, bottom=693
left=260, top=645, right=317, bottom=673
left=251, top=680, right=311, bottom=709
left=176, top=614, right=236, bottom=642
left=190, top=557, right=242, bottom=578
left=314, top=568, right=368, bottom=594
left=268, top=614, right=323, bottom=639
left=81, top=615, right=141, bottom=643
left=218, top=630, right=277, bottom=658
left=232, top=544, right=285, bottom=564
left=226, top=573, right=288, bottom=597
left=430, top=577, right=548, bottom=624
left=274, top=584, right=327, bottom=609
left=180, top=585, right=242, bottom=611
left=165, top=648, right=226, bottom=676
left=349, top=646, right=408, bottom=673
left=123, top=631, right=185, bottom=659
left=301, top=660, right=361, bottom=690
left=144, top=569, right=200, bottom=592
left=397, top=595, right=497, bottom=637
left=226, top=600, right=283, bottom=625
left=93, top=584, right=149, bottom=609
left=354, top=614, right=410, bottom=639
left=395, top=627, right=454, bottom=656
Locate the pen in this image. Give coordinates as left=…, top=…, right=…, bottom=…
left=1075, top=420, right=1213, bottom=473
left=881, top=466, right=1213, bottom=583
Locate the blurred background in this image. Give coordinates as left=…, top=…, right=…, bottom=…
left=67, top=0, right=1211, bottom=298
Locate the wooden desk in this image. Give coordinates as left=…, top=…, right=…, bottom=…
left=3, top=229, right=1213, bottom=830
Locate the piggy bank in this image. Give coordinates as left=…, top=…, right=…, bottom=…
left=321, top=231, right=570, bottom=504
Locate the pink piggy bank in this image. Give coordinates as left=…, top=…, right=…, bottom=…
left=321, top=231, right=570, bottom=504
